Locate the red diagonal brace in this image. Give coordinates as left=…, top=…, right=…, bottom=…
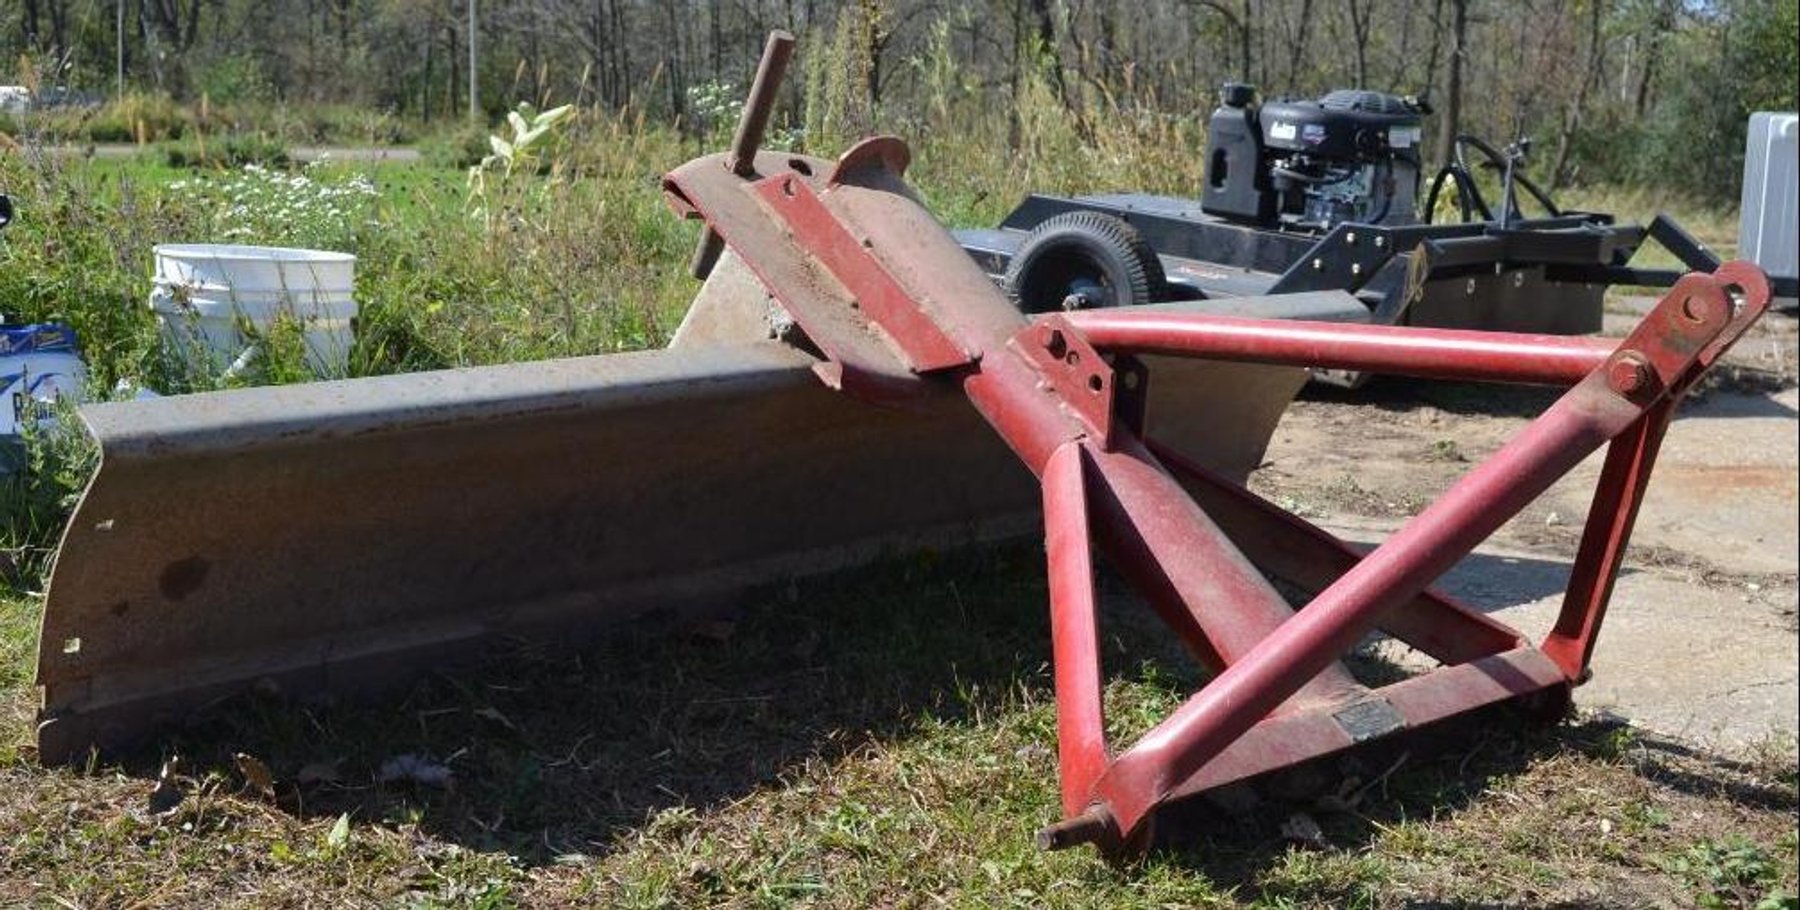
left=1078, top=438, right=1367, bottom=702
left=1146, top=438, right=1526, bottom=666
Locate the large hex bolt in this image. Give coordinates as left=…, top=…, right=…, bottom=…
left=1607, top=353, right=1651, bottom=395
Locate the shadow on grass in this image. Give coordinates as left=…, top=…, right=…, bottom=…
left=140, top=543, right=1080, bottom=862
left=1149, top=713, right=1799, bottom=910
left=98, top=542, right=1790, bottom=896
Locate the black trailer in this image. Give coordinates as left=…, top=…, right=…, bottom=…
left=954, top=86, right=1784, bottom=377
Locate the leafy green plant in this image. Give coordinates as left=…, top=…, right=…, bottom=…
left=1428, top=438, right=1466, bottom=462
left=1663, top=837, right=1797, bottom=910
left=802, top=9, right=879, bottom=155
left=195, top=55, right=275, bottom=106
left=0, top=399, right=99, bottom=590
left=464, top=102, right=575, bottom=235
left=686, top=80, right=744, bottom=144
left=470, top=103, right=574, bottom=179
left=1590, top=722, right=1639, bottom=762
left=149, top=298, right=322, bottom=395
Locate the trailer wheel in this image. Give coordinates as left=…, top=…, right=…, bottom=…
left=1004, top=211, right=1166, bottom=313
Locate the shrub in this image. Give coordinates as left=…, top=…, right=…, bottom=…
left=86, top=91, right=190, bottom=143
left=0, top=401, right=100, bottom=589
left=419, top=123, right=493, bottom=170
left=195, top=55, right=274, bottom=105
left=160, top=133, right=291, bottom=169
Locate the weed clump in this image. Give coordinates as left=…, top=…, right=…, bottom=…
left=160, top=134, right=290, bottom=169
left=0, top=403, right=96, bottom=590
left=1662, top=836, right=1797, bottom=910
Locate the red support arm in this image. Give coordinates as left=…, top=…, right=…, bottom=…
left=1145, top=438, right=1527, bottom=666
left=1042, top=443, right=1109, bottom=818
left=1063, top=310, right=1616, bottom=385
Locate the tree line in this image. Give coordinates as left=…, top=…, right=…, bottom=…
left=5, top=0, right=1796, bottom=201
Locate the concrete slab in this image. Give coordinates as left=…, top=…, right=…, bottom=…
left=1327, top=515, right=1799, bottom=753
left=1548, top=387, right=1799, bottom=577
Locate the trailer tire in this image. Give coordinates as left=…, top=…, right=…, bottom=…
left=1004, top=211, right=1166, bottom=313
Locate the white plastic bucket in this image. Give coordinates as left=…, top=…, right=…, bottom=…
left=150, top=244, right=357, bottom=378
left=150, top=283, right=357, bottom=378
left=154, top=244, right=356, bottom=295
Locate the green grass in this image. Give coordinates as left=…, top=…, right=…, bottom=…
left=0, top=91, right=419, bottom=147
left=2, top=546, right=1793, bottom=907
left=1559, top=183, right=1742, bottom=280
left=0, top=593, right=34, bottom=689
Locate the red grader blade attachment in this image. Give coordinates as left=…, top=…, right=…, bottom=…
left=37, top=34, right=1771, bottom=862
left=655, top=34, right=1773, bottom=856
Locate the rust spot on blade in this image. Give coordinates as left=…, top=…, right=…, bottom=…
left=159, top=557, right=210, bottom=601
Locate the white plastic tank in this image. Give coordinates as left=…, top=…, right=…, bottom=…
left=1738, top=112, right=1798, bottom=295
left=149, top=244, right=358, bottom=378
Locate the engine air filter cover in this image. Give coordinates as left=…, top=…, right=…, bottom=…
left=1260, top=91, right=1423, bottom=159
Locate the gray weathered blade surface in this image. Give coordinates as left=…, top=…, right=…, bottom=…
left=36, top=261, right=1325, bottom=761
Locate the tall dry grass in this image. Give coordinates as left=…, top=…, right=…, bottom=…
left=802, top=14, right=1209, bottom=228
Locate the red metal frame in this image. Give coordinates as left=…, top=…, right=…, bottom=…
left=664, top=126, right=1772, bottom=855
left=1063, top=309, right=1618, bottom=385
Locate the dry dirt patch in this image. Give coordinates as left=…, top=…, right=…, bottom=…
left=1249, top=306, right=1799, bottom=752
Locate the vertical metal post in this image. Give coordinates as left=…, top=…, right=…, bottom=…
left=724, top=31, right=797, bottom=177
left=467, top=0, right=478, bottom=120
left=116, top=0, right=125, bottom=100
left=1540, top=401, right=1676, bottom=679
left=468, top=0, right=482, bottom=120
left=691, top=30, right=797, bottom=280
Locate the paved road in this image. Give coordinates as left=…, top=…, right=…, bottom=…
left=37, top=144, right=422, bottom=163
